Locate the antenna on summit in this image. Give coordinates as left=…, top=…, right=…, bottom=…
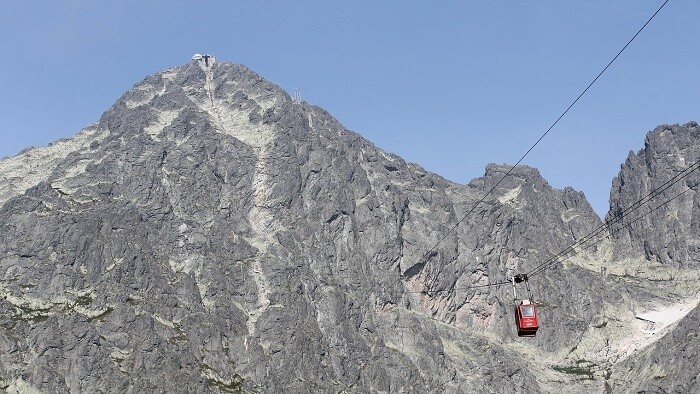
left=293, top=88, right=302, bottom=103
left=192, top=53, right=214, bottom=67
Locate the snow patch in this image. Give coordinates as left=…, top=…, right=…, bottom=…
left=635, top=298, right=699, bottom=335
left=588, top=296, right=700, bottom=365
left=606, top=298, right=699, bottom=361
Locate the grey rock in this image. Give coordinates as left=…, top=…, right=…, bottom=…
left=611, top=303, right=700, bottom=393
left=0, top=58, right=698, bottom=393
left=607, top=122, right=700, bottom=268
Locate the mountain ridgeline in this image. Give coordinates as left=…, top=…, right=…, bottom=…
left=0, top=58, right=698, bottom=393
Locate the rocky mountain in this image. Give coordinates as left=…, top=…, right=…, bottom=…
left=0, top=57, right=698, bottom=393
left=608, top=123, right=700, bottom=268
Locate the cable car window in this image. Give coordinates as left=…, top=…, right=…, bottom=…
left=521, top=305, right=535, bottom=317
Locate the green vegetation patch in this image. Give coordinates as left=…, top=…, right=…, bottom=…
left=200, top=363, right=245, bottom=394
left=76, top=294, right=93, bottom=306
left=167, top=323, right=188, bottom=343
left=206, top=375, right=244, bottom=394
left=12, top=304, right=52, bottom=324
left=552, top=360, right=597, bottom=380
left=87, top=307, right=114, bottom=323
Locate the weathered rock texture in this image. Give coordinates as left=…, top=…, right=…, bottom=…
left=611, top=301, right=700, bottom=393
left=0, top=59, right=698, bottom=393
left=608, top=122, right=700, bottom=268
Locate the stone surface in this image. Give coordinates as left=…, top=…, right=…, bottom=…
left=0, top=58, right=698, bottom=393
left=607, top=122, right=700, bottom=268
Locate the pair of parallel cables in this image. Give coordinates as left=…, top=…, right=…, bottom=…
left=406, top=158, right=698, bottom=296
left=395, top=0, right=682, bottom=296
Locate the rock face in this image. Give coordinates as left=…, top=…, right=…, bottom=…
left=607, top=122, right=700, bottom=268
left=611, top=302, right=700, bottom=393
left=0, top=58, right=698, bottom=393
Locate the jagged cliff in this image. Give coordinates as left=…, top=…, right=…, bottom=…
left=608, top=123, right=700, bottom=268
left=0, top=58, right=698, bottom=393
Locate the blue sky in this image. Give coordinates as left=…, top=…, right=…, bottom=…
left=1, top=1, right=697, bottom=217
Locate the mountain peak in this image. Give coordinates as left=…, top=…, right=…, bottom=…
left=1, top=59, right=699, bottom=393
left=99, top=58, right=296, bottom=150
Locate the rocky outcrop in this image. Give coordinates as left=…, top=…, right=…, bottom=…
left=607, top=122, right=700, bottom=268
left=611, top=302, right=700, bottom=393
left=0, top=58, right=698, bottom=393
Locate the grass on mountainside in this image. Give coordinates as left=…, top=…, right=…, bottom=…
left=552, top=359, right=597, bottom=380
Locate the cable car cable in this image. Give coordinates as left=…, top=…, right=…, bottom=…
left=397, top=0, right=671, bottom=289
left=377, top=0, right=672, bottom=302
left=528, top=165, right=698, bottom=277
left=379, top=158, right=696, bottom=300
left=408, top=179, right=695, bottom=297
left=378, top=185, right=691, bottom=341
left=529, top=158, right=699, bottom=275
left=528, top=185, right=694, bottom=278
left=526, top=158, right=699, bottom=277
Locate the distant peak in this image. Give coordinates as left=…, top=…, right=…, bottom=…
left=484, top=163, right=543, bottom=179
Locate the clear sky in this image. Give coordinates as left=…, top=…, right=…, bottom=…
left=1, top=1, right=698, bottom=218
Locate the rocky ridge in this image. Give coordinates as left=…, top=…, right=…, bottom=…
left=0, top=58, right=698, bottom=393
left=608, top=122, right=700, bottom=268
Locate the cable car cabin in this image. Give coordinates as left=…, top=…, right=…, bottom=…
left=515, top=300, right=539, bottom=337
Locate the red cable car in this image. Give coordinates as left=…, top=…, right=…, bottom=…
left=511, top=274, right=539, bottom=337
left=515, top=299, right=539, bottom=337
